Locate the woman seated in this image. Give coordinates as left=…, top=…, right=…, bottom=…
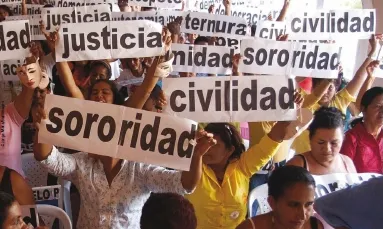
left=236, top=165, right=323, bottom=229
left=0, top=166, right=35, bottom=206
left=287, top=107, right=356, bottom=175
left=340, top=86, right=383, bottom=174
left=140, top=193, right=197, bottom=229
left=0, top=191, right=47, bottom=229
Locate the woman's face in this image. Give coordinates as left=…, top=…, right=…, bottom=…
left=2, top=202, right=28, bottom=229
left=269, top=182, right=315, bottom=229
left=126, top=58, right=142, bottom=72
left=89, top=65, right=109, bottom=85
left=0, top=8, right=9, bottom=22
left=318, top=82, right=336, bottom=105
left=17, top=63, right=42, bottom=89
left=363, top=94, right=383, bottom=127
left=310, top=127, right=343, bottom=162
left=202, top=136, right=233, bottom=165
left=89, top=81, right=114, bottom=104
left=33, top=87, right=49, bottom=106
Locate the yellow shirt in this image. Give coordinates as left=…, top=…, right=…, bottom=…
left=292, top=89, right=356, bottom=154
left=186, top=135, right=281, bottom=229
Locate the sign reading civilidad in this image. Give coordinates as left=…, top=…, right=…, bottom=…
left=162, top=75, right=297, bottom=122
left=38, top=95, right=197, bottom=171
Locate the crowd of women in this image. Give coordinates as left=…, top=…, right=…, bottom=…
left=0, top=0, right=382, bottom=229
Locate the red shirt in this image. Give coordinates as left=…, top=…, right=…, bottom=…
left=340, top=123, right=383, bottom=174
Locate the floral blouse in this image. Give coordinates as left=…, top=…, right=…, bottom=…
left=41, top=147, right=189, bottom=229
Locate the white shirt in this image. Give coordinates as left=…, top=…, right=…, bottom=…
left=41, top=147, right=188, bottom=229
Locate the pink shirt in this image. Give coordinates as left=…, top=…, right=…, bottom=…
left=0, top=103, right=25, bottom=176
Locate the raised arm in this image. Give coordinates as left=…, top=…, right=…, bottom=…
left=223, top=0, right=231, bottom=16
left=11, top=170, right=35, bottom=205
left=124, top=27, right=172, bottom=109
left=240, top=92, right=304, bottom=176
left=351, top=60, right=379, bottom=115
left=21, top=0, right=27, bottom=16
left=345, top=35, right=382, bottom=97
left=276, top=0, right=291, bottom=21
left=13, top=86, right=34, bottom=119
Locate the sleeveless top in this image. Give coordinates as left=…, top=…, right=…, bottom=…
left=296, top=154, right=352, bottom=173
left=0, top=167, right=14, bottom=196
left=248, top=216, right=320, bottom=229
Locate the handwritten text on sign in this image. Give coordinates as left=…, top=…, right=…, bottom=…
left=239, top=38, right=342, bottom=78
left=162, top=75, right=297, bottom=122
left=0, top=20, right=31, bottom=61
left=38, top=95, right=198, bottom=171
left=56, top=20, right=164, bottom=61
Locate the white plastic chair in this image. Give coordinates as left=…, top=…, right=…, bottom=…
left=36, top=205, right=72, bottom=229
left=248, top=184, right=271, bottom=217
left=22, top=153, right=73, bottom=223
left=21, top=153, right=49, bottom=187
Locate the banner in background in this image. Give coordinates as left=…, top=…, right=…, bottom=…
left=162, top=75, right=297, bottom=122
left=111, top=10, right=184, bottom=25
left=6, top=15, right=44, bottom=40
left=180, top=12, right=248, bottom=38
left=42, top=5, right=111, bottom=32
left=39, top=95, right=198, bottom=171
left=0, top=59, right=24, bottom=81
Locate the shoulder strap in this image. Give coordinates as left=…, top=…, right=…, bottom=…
left=249, top=218, right=256, bottom=229
left=296, top=154, right=308, bottom=170
left=310, top=217, right=319, bottom=229
left=0, top=167, right=14, bottom=195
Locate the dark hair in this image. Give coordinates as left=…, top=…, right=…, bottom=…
left=194, top=36, right=209, bottom=45
left=43, top=4, right=54, bottom=7
left=204, top=123, right=245, bottom=162
left=268, top=165, right=315, bottom=200
left=308, top=107, right=344, bottom=139
left=87, top=79, right=124, bottom=105
left=351, top=87, right=383, bottom=128
left=89, top=60, right=112, bottom=78
left=312, top=72, right=343, bottom=92
left=0, top=191, right=16, bottom=227
left=0, top=5, right=13, bottom=16
left=141, top=7, right=157, bottom=11
left=140, top=193, right=197, bottom=229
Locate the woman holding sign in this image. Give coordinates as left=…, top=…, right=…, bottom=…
left=32, top=27, right=212, bottom=229
left=287, top=107, right=356, bottom=175
left=185, top=93, right=304, bottom=229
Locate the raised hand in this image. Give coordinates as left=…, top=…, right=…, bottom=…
left=366, top=60, right=381, bottom=78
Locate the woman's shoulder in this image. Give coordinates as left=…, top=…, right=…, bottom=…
left=236, top=214, right=271, bottom=229
left=286, top=153, right=307, bottom=167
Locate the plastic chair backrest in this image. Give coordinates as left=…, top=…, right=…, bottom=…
left=21, top=153, right=49, bottom=187
left=248, top=184, right=271, bottom=217
left=36, top=204, right=72, bottom=229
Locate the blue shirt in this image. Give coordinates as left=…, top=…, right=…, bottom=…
left=314, top=177, right=383, bottom=229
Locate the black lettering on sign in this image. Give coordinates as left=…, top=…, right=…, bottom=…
left=47, top=107, right=64, bottom=133
left=315, top=184, right=330, bottom=198
left=23, top=208, right=38, bottom=227
left=172, top=46, right=235, bottom=69
left=184, top=13, right=247, bottom=36
left=61, top=25, right=162, bottom=59
left=65, top=111, right=83, bottom=136
left=290, top=11, right=375, bottom=34
left=242, top=45, right=342, bottom=71
left=140, top=116, right=160, bottom=151
left=45, top=9, right=111, bottom=31
left=0, top=22, right=30, bottom=52
left=169, top=79, right=295, bottom=113
left=2, top=60, right=23, bottom=76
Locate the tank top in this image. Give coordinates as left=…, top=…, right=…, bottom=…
left=0, top=167, right=14, bottom=196
left=296, top=154, right=351, bottom=173
left=248, top=216, right=319, bottom=229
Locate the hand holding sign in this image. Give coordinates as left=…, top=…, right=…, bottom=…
left=40, top=20, right=59, bottom=52
left=194, top=130, right=217, bottom=157
left=366, top=60, right=381, bottom=79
